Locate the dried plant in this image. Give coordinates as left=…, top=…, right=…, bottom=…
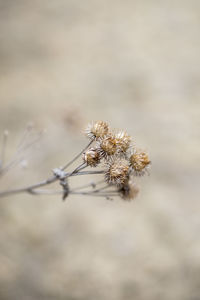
left=0, top=121, right=151, bottom=201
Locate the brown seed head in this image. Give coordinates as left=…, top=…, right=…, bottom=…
left=98, top=135, right=118, bottom=158
left=105, top=158, right=130, bottom=186
left=85, top=121, right=109, bottom=140
left=118, top=180, right=139, bottom=201
left=115, top=130, right=131, bottom=153
left=129, top=149, right=151, bottom=176
left=83, top=148, right=101, bottom=167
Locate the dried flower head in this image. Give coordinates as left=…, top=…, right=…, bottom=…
left=83, top=148, right=101, bottom=167
left=118, top=180, right=139, bottom=201
left=98, top=135, right=118, bottom=159
left=115, top=130, right=131, bottom=153
left=0, top=120, right=151, bottom=202
left=129, top=148, right=151, bottom=176
left=105, top=157, right=130, bottom=186
left=85, top=121, right=109, bottom=140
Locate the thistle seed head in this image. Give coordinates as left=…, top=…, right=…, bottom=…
left=115, top=130, right=131, bottom=153
left=118, top=180, right=139, bottom=201
left=83, top=148, right=101, bottom=167
left=105, top=157, right=130, bottom=186
left=129, top=149, right=151, bottom=176
left=85, top=121, right=109, bottom=140
left=98, top=135, right=118, bottom=159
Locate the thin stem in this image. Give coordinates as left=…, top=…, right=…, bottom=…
left=70, top=191, right=118, bottom=197
left=0, top=134, right=104, bottom=198
left=71, top=179, right=105, bottom=191
left=66, top=162, right=87, bottom=177
left=0, top=175, right=57, bottom=197
left=61, top=140, right=93, bottom=170
left=88, top=184, right=113, bottom=193
left=17, top=132, right=43, bottom=154
left=31, top=189, right=118, bottom=197
left=0, top=170, right=106, bottom=198
left=0, top=156, right=24, bottom=176
left=0, top=132, right=42, bottom=177
left=16, top=123, right=34, bottom=151
left=70, top=170, right=105, bottom=176
left=71, top=184, right=115, bottom=195
left=27, top=189, right=63, bottom=195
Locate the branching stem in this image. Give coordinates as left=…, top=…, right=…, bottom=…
left=0, top=170, right=105, bottom=198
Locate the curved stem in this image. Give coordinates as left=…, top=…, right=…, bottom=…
left=61, top=140, right=93, bottom=170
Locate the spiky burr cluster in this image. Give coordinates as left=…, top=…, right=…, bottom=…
left=0, top=121, right=150, bottom=201
left=84, top=121, right=151, bottom=201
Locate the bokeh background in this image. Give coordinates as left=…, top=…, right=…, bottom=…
left=0, top=1, right=200, bottom=299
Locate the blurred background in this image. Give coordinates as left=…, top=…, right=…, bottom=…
left=0, top=0, right=200, bottom=299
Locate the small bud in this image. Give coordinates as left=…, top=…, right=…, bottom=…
left=83, top=148, right=101, bottom=167
left=129, top=149, right=151, bottom=176
left=118, top=180, right=139, bottom=201
left=85, top=121, right=109, bottom=140
left=105, top=158, right=130, bottom=186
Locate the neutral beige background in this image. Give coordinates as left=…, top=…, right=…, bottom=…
left=0, top=1, right=200, bottom=299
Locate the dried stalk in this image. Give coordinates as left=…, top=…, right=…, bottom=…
left=0, top=121, right=151, bottom=201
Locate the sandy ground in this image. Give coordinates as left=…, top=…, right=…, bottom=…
left=0, top=1, right=200, bottom=299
